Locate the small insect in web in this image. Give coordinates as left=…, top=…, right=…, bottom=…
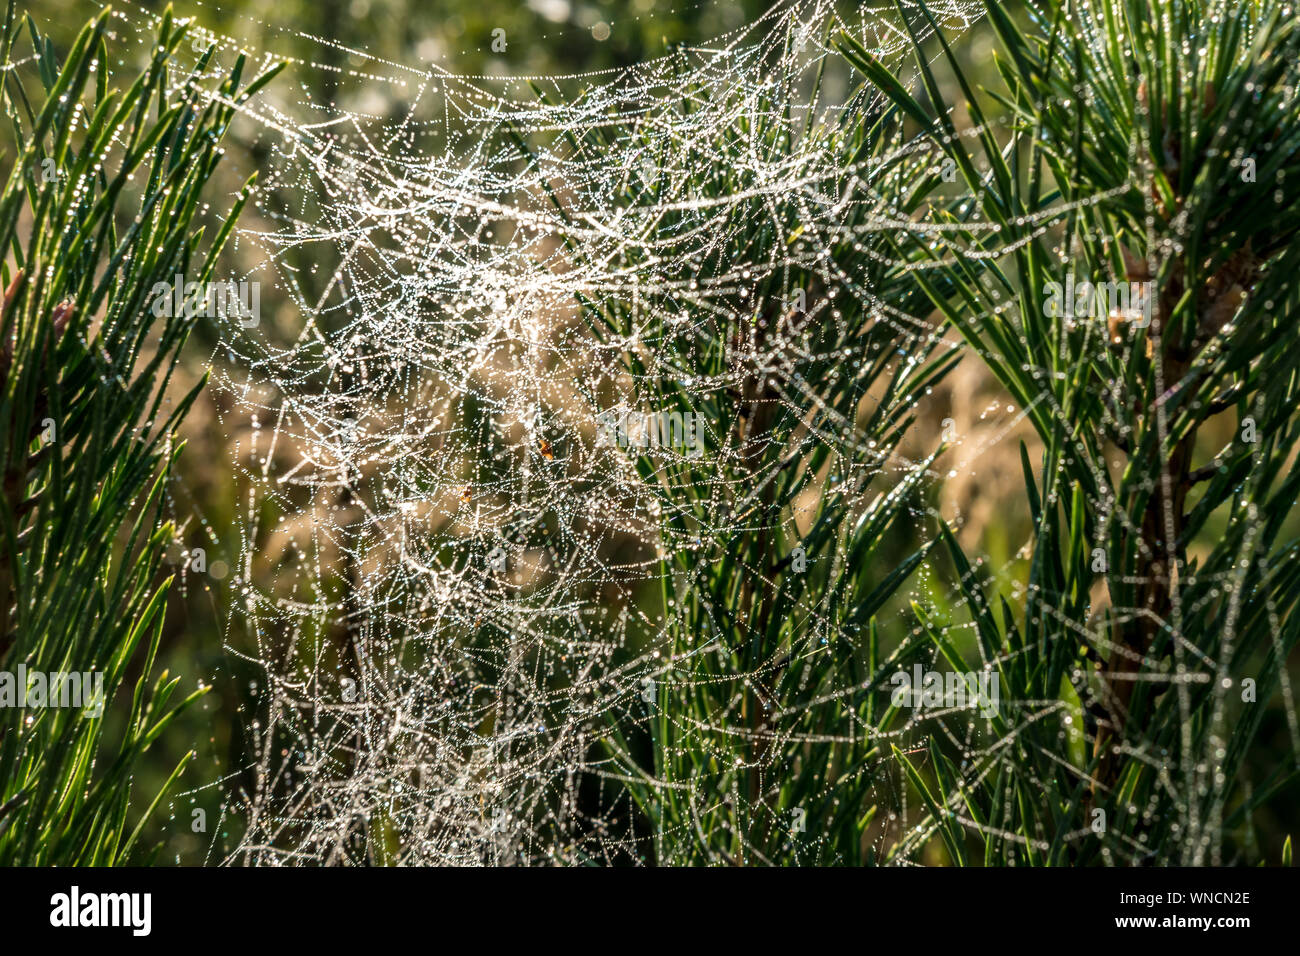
left=897, top=746, right=932, bottom=768
left=538, top=438, right=554, bottom=460
left=460, top=485, right=472, bottom=504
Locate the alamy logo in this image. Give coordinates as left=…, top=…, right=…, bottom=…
left=150, top=273, right=260, bottom=327
left=1043, top=273, right=1154, bottom=328
left=890, top=664, right=1000, bottom=717
left=0, top=665, right=104, bottom=714
left=50, top=886, right=151, bottom=936
left=596, top=408, right=705, bottom=458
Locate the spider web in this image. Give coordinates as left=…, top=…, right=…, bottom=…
left=189, top=0, right=983, bottom=866
left=81, top=0, right=1295, bottom=866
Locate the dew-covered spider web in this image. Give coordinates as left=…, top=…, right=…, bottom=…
left=88, top=0, right=1297, bottom=865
